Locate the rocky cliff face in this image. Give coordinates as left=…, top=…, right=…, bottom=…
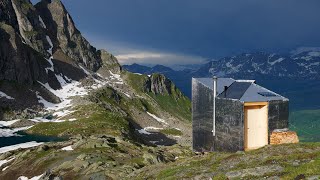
left=0, top=0, right=121, bottom=86
left=0, top=0, right=123, bottom=120
left=11, top=0, right=50, bottom=57
left=146, top=74, right=173, bottom=95
left=0, top=16, right=49, bottom=85
left=35, top=0, right=103, bottom=71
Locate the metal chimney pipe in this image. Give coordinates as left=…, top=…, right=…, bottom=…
left=212, top=76, right=217, bottom=136
left=224, top=86, right=228, bottom=98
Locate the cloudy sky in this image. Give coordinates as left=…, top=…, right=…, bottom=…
left=32, top=0, right=320, bottom=66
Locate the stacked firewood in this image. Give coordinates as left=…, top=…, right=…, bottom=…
left=270, top=130, right=299, bottom=145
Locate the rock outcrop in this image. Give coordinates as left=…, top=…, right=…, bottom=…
left=11, top=0, right=50, bottom=57
left=35, top=0, right=102, bottom=71
left=0, top=22, right=49, bottom=84
left=144, top=74, right=183, bottom=97
left=0, top=0, right=123, bottom=119
left=0, top=0, right=121, bottom=86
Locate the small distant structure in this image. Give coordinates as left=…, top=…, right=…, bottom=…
left=192, top=77, right=296, bottom=152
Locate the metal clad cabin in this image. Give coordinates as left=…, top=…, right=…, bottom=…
left=192, top=77, right=289, bottom=152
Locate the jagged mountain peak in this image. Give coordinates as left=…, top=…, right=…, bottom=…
left=0, top=0, right=123, bottom=115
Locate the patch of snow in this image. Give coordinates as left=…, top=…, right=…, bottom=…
left=37, top=80, right=87, bottom=111
left=68, top=118, right=77, bottom=121
left=147, top=75, right=151, bottom=77
left=268, top=53, right=276, bottom=58
left=53, top=110, right=75, bottom=118
left=0, top=157, right=15, bottom=167
left=291, top=47, right=320, bottom=56
left=225, top=62, right=242, bottom=73
left=0, top=141, right=43, bottom=154
left=123, top=92, right=131, bottom=98
left=2, top=166, right=9, bottom=171
left=79, top=65, right=91, bottom=76
left=36, top=92, right=56, bottom=109
left=55, top=74, right=69, bottom=87
left=18, top=174, right=44, bottom=180
left=61, top=145, right=73, bottom=151
left=137, top=128, right=152, bottom=135
left=308, top=51, right=320, bottom=57
left=46, top=35, right=53, bottom=55
left=0, top=120, right=20, bottom=127
left=269, top=58, right=284, bottom=66
left=45, top=57, right=54, bottom=73
left=0, top=126, right=33, bottom=137
left=309, top=62, right=320, bottom=66
left=0, top=91, right=14, bottom=100
left=147, top=112, right=168, bottom=125
left=301, top=56, right=312, bottom=61
left=133, top=73, right=143, bottom=75
left=109, top=71, right=123, bottom=84
left=44, top=35, right=54, bottom=73
left=38, top=16, right=46, bottom=29
left=96, top=73, right=104, bottom=78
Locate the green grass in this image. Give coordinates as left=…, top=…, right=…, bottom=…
left=282, top=156, right=320, bottom=179
left=124, top=71, right=191, bottom=121
left=24, top=30, right=38, bottom=37
left=160, top=128, right=183, bottom=136
left=290, top=109, right=320, bottom=142
left=27, top=104, right=129, bottom=137
left=151, top=143, right=320, bottom=179
left=148, top=93, right=191, bottom=122
left=124, top=71, right=149, bottom=93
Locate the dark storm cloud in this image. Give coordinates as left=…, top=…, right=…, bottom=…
left=32, top=0, right=320, bottom=64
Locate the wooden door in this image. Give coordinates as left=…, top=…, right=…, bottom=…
left=244, top=104, right=268, bottom=150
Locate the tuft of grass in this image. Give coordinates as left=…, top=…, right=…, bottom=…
left=160, top=128, right=183, bottom=136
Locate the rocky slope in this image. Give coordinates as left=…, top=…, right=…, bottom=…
left=0, top=0, right=194, bottom=179
left=0, top=0, right=122, bottom=118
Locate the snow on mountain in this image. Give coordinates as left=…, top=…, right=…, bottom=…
left=0, top=91, right=14, bottom=100
left=194, top=50, right=320, bottom=80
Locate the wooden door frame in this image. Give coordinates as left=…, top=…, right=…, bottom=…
left=244, top=102, right=269, bottom=151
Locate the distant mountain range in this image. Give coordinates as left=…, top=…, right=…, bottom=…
left=123, top=49, right=320, bottom=110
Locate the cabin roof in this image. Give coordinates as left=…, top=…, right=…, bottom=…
left=193, top=77, right=288, bottom=102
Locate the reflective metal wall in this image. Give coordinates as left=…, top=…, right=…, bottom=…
left=192, top=78, right=289, bottom=152
left=192, top=79, right=215, bottom=152
left=268, top=100, right=289, bottom=132
left=215, top=98, right=244, bottom=152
